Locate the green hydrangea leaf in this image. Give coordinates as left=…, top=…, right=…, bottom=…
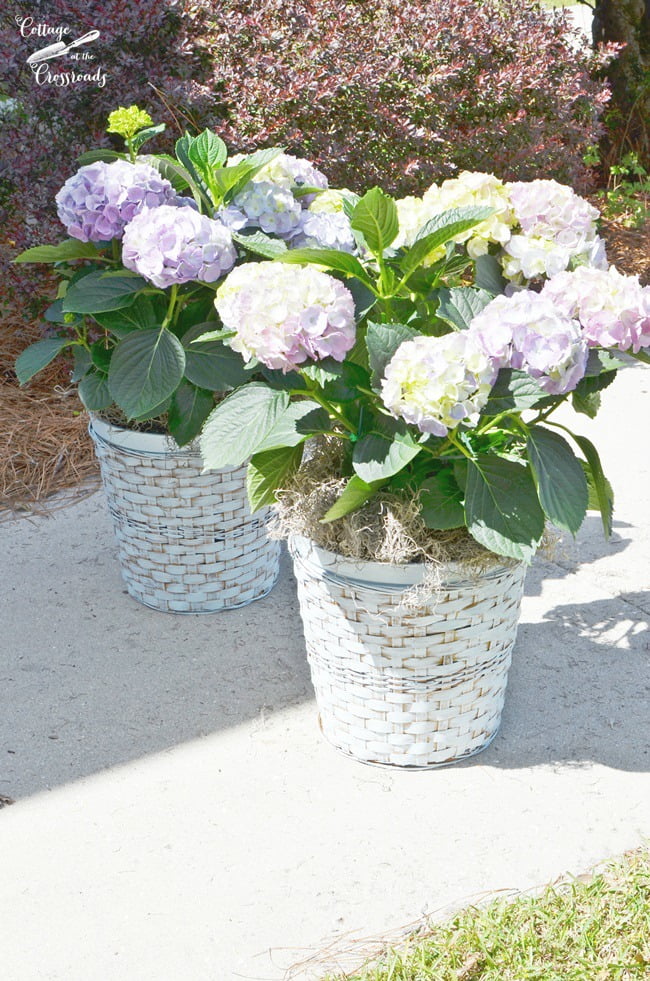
left=199, top=384, right=290, bottom=469
left=526, top=426, right=588, bottom=535
left=419, top=471, right=465, bottom=530
left=108, top=328, right=185, bottom=419
left=247, top=444, right=304, bottom=511
left=321, top=474, right=386, bottom=523
left=465, top=455, right=545, bottom=562
left=15, top=338, right=73, bottom=385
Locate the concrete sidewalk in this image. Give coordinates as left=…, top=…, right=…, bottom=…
left=0, top=365, right=648, bottom=980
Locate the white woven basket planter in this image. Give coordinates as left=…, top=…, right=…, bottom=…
left=289, top=535, right=527, bottom=768
left=89, top=417, right=280, bottom=614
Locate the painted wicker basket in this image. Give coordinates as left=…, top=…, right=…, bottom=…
left=89, top=417, right=280, bottom=613
left=289, top=535, right=527, bottom=768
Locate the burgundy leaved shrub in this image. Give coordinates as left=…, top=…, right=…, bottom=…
left=201, top=0, right=616, bottom=195
left=1, top=0, right=615, bottom=305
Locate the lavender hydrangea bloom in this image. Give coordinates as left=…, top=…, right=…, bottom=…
left=170, top=194, right=199, bottom=211
left=122, top=206, right=236, bottom=289
left=507, top=179, right=600, bottom=241
left=469, top=291, right=588, bottom=394
left=215, top=262, right=356, bottom=372
left=288, top=210, right=356, bottom=253
left=541, top=267, right=650, bottom=353
left=218, top=181, right=302, bottom=238
left=55, top=160, right=178, bottom=242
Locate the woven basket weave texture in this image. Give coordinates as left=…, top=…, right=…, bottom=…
left=90, top=421, right=280, bottom=613
left=290, top=536, right=526, bottom=768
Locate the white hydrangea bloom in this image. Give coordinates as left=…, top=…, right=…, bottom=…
left=394, top=196, right=431, bottom=250
left=228, top=152, right=328, bottom=206
left=215, top=261, right=356, bottom=372
left=393, top=173, right=515, bottom=263
left=502, top=233, right=608, bottom=286
left=423, top=171, right=515, bottom=257
left=381, top=332, right=498, bottom=437
left=308, top=188, right=354, bottom=214
left=581, top=236, right=609, bottom=271
left=501, top=235, right=576, bottom=282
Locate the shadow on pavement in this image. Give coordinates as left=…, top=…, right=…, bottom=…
left=2, top=499, right=646, bottom=800
left=524, top=515, right=635, bottom=597
left=475, top=589, right=650, bottom=772
left=1, top=541, right=314, bottom=801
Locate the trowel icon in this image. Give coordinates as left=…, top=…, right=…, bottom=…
left=26, top=30, right=100, bottom=65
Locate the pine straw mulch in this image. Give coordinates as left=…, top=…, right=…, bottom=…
left=0, top=308, right=100, bottom=521
left=598, top=215, right=650, bottom=285
left=0, top=216, right=648, bottom=519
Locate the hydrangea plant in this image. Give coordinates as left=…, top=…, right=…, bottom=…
left=199, top=184, right=650, bottom=563
left=13, top=108, right=340, bottom=446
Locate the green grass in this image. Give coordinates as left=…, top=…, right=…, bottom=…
left=327, top=850, right=650, bottom=981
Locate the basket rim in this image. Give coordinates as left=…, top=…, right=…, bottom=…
left=89, top=415, right=192, bottom=456
left=89, top=416, right=240, bottom=473
left=289, top=533, right=523, bottom=590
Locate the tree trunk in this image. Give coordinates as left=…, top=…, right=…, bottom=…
left=592, top=0, right=650, bottom=161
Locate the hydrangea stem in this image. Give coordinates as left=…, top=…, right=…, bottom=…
left=446, top=432, right=474, bottom=460
left=162, top=284, right=179, bottom=329
left=531, top=393, right=569, bottom=424
left=476, top=411, right=518, bottom=435
left=292, top=382, right=356, bottom=434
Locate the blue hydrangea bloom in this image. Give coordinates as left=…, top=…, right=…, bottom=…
left=55, top=159, right=178, bottom=242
